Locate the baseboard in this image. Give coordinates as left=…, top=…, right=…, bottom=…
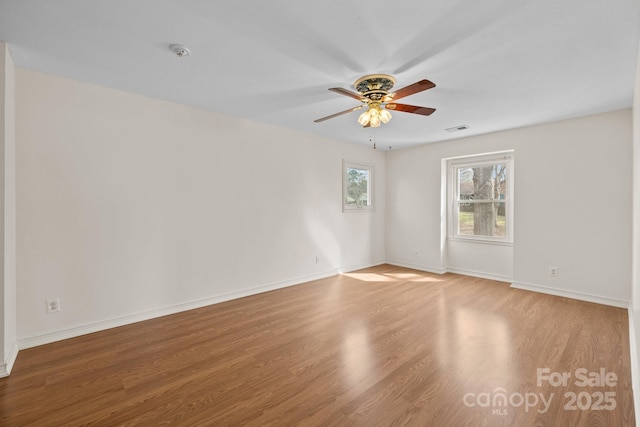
left=0, top=340, right=19, bottom=377
left=510, top=281, right=629, bottom=308
left=385, top=259, right=447, bottom=275
left=337, top=260, right=386, bottom=274
left=385, top=260, right=513, bottom=283
left=18, top=268, right=346, bottom=350
left=446, top=267, right=512, bottom=283
left=627, top=308, right=640, bottom=427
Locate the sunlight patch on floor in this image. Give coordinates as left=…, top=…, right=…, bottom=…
left=386, top=273, right=443, bottom=282
left=342, top=273, right=394, bottom=282
left=343, top=272, right=444, bottom=283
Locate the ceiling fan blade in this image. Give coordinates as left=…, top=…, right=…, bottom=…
left=384, top=79, right=435, bottom=102
left=385, top=103, right=436, bottom=116
left=329, top=87, right=366, bottom=101
left=314, top=105, right=363, bottom=123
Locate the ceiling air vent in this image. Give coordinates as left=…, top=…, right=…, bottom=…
left=445, top=125, right=469, bottom=132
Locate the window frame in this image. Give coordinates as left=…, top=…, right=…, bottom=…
left=447, top=151, right=514, bottom=244
left=343, top=160, right=374, bottom=212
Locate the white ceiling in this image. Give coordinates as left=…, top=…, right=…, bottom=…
left=1, top=0, right=639, bottom=150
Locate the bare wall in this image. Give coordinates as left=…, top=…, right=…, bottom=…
left=15, top=69, right=386, bottom=343
left=387, top=109, right=632, bottom=305
left=630, top=34, right=640, bottom=419
left=1, top=42, right=16, bottom=374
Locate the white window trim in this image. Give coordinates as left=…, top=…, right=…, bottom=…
left=446, top=151, right=514, bottom=244
left=343, top=160, right=374, bottom=212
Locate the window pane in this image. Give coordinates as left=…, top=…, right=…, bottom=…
left=346, top=167, right=370, bottom=207
left=458, top=168, right=475, bottom=201
left=458, top=164, right=507, bottom=202
left=458, top=202, right=506, bottom=237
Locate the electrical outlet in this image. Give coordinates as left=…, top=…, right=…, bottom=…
left=549, top=266, right=558, bottom=277
left=46, top=297, right=61, bottom=314
left=414, top=250, right=419, bottom=257
left=315, top=256, right=320, bottom=264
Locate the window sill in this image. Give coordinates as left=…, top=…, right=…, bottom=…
left=447, top=237, right=513, bottom=247
left=343, top=208, right=375, bottom=213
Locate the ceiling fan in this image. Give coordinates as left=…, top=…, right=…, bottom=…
left=314, top=74, right=436, bottom=128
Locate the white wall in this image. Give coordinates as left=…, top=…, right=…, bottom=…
left=512, top=111, right=631, bottom=306
left=446, top=239, right=512, bottom=282
left=386, top=136, right=516, bottom=279
left=0, top=42, right=16, bottom=375
left=630, top=37, right=640, bottom=424
left=15, top=69, right=386, bottom=345
left=387, top=110, right=632, bottom=306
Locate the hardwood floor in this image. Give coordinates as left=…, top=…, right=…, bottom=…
left=0, top=265, right=634, bottom=426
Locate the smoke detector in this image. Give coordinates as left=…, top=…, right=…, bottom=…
left=170, top=44, right=190, bottom=57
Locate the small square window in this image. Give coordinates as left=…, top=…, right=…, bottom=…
left=343, top=161, right=373, bottom=212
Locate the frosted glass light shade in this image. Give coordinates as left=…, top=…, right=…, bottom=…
left=358, top=111, right=370, bottom=126
left=357, top=104, right=390, bottom=127
left=380, top=109, right=392, bottom=123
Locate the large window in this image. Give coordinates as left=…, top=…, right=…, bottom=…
left=448, top=151, right=513, bottom=242
left=343, top=161, right=373, bottom=212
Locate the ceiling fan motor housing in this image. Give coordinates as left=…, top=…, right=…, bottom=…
left=354, top=74, right=396, bottom=102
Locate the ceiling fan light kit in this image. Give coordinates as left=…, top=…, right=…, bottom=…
left=358, top=103, right=391, bottom=127
left=315, top=74, right=436, bottom=128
